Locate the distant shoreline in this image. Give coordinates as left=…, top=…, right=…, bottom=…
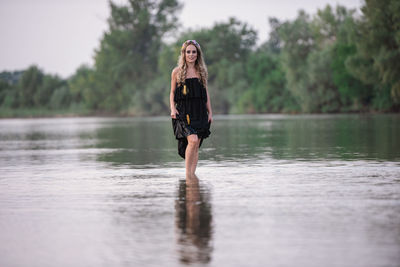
left=0, top=108, right=395, bottom=119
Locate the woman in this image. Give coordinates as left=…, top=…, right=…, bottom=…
left=170, top=40, right=213, bottom=176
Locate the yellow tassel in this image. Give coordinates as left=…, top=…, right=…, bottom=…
left=183, top=85, right=187, bottom=95
left=186, top=114, right=190, bottom=125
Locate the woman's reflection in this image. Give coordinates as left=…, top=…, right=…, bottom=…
left=175, top=174, right=213, bottom=264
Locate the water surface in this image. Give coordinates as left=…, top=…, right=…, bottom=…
left=0, top=114, right=399, bottom=267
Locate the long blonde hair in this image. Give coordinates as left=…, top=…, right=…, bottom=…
left=176, top=40, right=208, bottom=87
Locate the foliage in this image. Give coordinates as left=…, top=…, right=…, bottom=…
left=279, top=6, right=363, bottom=112
left=1, top=1, right=399, bottom=116
left=91, top=0, right=181, bottom=112
left=0, top=80, right=11, bottom=106
left=239, top=47, right=298, bottom=113
left=0, top=71, right=23, bottom=86
left=346, top=0, right=400, bottom=111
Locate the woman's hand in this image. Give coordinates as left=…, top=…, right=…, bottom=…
left=208, top=112, right=213, bottom=123
left=171, top=108, right=179, bottom=119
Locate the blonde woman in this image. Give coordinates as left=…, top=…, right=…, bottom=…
left=170, top=40, right=213, bottom=176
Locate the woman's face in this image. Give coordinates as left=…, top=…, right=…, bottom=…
left=185, top=44, right=197, bottom=64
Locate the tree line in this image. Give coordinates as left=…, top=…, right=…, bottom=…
left=0, top=0, right=399, bottom=117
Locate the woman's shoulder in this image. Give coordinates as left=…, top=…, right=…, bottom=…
left=171, top=67, right=179, bottom=78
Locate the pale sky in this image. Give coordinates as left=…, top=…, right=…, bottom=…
left=0, top=0, right=362, bottom=78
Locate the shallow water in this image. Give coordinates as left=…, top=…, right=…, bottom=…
left=0, top=114, right=399, bottom=267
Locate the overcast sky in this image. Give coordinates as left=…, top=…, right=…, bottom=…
left=0, top=0, right=362, bottom=78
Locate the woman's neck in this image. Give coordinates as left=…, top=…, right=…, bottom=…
left=187, top=61, right=195, bottom=68
left=186, top=63, right=198, bottom=77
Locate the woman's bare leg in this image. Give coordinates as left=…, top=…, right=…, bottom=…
left=185, top=134, right=201, bottom=175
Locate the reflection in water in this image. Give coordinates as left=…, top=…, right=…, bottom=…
left=1, top=116, right=399, bottom=267
left=175, top=175, right=213, bottom=264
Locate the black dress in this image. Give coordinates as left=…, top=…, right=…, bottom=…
left=172, top=77, right=211, bottom=158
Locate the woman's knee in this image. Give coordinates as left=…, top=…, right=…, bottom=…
left=187, top=134, right=199, bottom=145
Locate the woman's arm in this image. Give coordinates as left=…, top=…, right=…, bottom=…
left=170, top=68, right=179, bottom=118
left=205, top=86, right=213, bottom=123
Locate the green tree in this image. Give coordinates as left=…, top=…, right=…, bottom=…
left=238, top=18, right=298, bottom=114
left=0, top=80, right=11, bottom=106
left=0, top=71, right=23, bottom=108
left=0, top=71, right=23, bottom=85
left=279, top=11, right=317, bottom=112
left=279, top=6, right=360, bottom=112
left=68, top=65, right=96, bottom=108
left=240, top=48, right=298, bottom=113
left=347, top=0, right=400, bottom=110
left=92, top=0, right=181, bottom=112
left=331, top=43, right=372, bottom=110
left=325, top=5, right=373, bottom=111
left=16, top=65, right=44, bottom=107
left=34, top=74, right=65, bottom=107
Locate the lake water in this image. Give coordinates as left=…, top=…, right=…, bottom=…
left=0, top=114, right=399, bottom=267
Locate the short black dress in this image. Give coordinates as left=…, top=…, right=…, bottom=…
left=172, top=77, right=211, bottom=158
